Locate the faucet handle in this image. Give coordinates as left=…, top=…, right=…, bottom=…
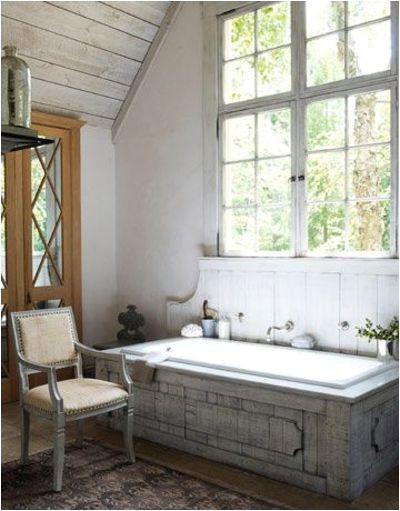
left=285, top=320, right=294, bottom=331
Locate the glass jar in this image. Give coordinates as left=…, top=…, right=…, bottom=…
left=1, top=46, right=31, bottom=128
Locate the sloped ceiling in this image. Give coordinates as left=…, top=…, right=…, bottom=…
left=1, top=1, right=175, bottom=129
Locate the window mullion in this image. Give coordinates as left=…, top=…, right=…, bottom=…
left=298, top=98, right=307, bottom=256
left=293, top=1, right=306, bottom=256
left=344, top=1, right=349, bottom=80
left=344, top=95, right=349, bottom=251
left=390, top=82, right=398, bottom=256
left=254, top=113, right=259, bottom=253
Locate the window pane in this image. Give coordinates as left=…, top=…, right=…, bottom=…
left=306, top=152, right=345, bottom=201
left=348, top=90, right=391, bottom=146
left=307, top=32, right=345, bottom=86
left=258, top=206, right=290, bottom=251
left=307, top=98, right=345, bottom=151
left=224, top=115, right=255, bottom=162
left=224, top=162, right=255, bottom=207
left=257, top=47, right=291, bottom=97
left=348, top=145, right=391, bottom=199
left=349, top=200, right=390, bottom=251
left=348, top=1, right=390, bottom=26
left=257, top=2, right=290, bottom=51
left=307, top=203, right=345, bottom=252
left=31, top=142, right=63, bottom=287
left=224, top=57, right=255, bottom=104
left=224, top=12, right=255, bottom=60
left=224, top=208, right=255, bottom=252
left=258, top=108, right=290, bottom=157
left=258, top=158, right=291, bottom=205
left=306, top=1, right=345, bottom=38
left=348, top=21, right=391, bottom=78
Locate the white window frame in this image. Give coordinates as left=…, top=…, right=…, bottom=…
left=202, top=1, right=399, bottom=258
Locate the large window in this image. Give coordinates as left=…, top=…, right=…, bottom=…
left=219, top=1, right=398, bottom=256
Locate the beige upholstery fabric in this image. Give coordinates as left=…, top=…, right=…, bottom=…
left=19, top=313, right=77, bottom=365
left=24, top=378, right=128, bottom=415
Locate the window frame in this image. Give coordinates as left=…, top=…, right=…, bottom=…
left=212, top=1, right=399, bottom=258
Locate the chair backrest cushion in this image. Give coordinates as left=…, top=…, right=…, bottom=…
left=18, top=311, right=77, bottom=365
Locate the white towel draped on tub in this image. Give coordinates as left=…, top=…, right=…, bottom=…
left=120, top=349, right=171, bottom=383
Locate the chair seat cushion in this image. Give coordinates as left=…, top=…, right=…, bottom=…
left=24, top=378, right=128, bottom=415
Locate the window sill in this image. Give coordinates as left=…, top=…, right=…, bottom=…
left=199, top=256, right=399, bottom=275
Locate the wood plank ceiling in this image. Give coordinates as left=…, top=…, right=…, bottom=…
left=1, top=1, right=172, bottom=129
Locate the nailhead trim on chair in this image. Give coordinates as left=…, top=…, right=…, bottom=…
left=24, top=397, right=128, bottom=416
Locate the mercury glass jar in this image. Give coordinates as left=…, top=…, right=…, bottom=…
left=1, top=46, right=31, bottom=128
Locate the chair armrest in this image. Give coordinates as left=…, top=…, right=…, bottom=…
left=18, top=355, right=63, bottom=413
left=75, top=342, right=133, bottom=393
left=18, top=356, right=53, bottom=373
left=75, top=342, right=123, bottom=362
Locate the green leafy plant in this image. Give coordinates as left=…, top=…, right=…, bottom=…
left=356, top=317, right=399, bottom=342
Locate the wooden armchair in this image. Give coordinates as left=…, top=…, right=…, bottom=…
left=10, top=307, right=135, bottom=492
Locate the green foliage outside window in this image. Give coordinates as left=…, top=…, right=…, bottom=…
left=224, top=2, right=392, bottom=254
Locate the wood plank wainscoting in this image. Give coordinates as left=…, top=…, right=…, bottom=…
left=1, top=111, right=83, bottom=402
left=167, top=257, right=399, bottom=356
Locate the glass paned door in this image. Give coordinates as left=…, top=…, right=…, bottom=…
left=24, top=125, right=72, bottom=311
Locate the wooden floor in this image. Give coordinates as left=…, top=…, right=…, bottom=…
left=2, top=402, right=398, bottom=510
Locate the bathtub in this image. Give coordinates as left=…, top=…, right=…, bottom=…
left=122, top=337, right=398, bottom=389
left=97, top=337, right=399, bottom=501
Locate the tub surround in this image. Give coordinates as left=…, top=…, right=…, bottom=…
left=96, top=340, right=399, bottom=501
left=167, top=258, right=399, bottom=357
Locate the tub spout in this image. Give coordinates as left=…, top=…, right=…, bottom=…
left=266, top=321, right=294, bottom=344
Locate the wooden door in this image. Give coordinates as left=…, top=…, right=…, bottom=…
left=1, top=112, right=83, bottom=402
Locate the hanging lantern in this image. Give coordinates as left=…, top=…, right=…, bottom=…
left=1, top=45, right=31, bottom=129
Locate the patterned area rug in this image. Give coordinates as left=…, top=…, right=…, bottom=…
left=1, top=441, right=280, bottom=509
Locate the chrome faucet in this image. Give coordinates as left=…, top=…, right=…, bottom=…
left=266, top=320, right=294, bottom=344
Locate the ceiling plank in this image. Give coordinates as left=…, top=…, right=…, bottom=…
left=27, top=57, right=129, bottom=101
left=1, top=16, right=139, bottom=84
left=32, top=103, right=114, bottom=129
left=32, top=79, right=122, bottom=119
left=112, top=2, right=182, bottom=140
left=103, top=1, right=171, bottom=26
left=2, top=1, right=150, bottom=62
left=48, top=1, right=158, bottom=42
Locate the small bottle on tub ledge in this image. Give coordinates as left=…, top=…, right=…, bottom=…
left=217, top=315, right=231, bottom=340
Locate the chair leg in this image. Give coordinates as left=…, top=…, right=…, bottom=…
left=75, top=419, right=84, bottom=448
left=53, top=414, right=66, bottom=492
left=124, top=406, right=135, bottom=463
left=20, top=407, right=30, bottom=464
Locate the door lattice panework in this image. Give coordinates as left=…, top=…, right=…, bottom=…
left=31, top=139, right=63, bottom=288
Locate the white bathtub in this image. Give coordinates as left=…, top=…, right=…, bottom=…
left=123, top=337, right=398, bottom=389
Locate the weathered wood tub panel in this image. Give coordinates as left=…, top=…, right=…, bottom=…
left=95, top=359, right=398, bottom=501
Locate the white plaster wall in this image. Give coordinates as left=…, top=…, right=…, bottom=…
left=81, top=125, right=118, bottom=345
left=114, top=2, right=203, bottom=339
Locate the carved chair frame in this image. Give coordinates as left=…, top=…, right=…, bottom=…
left=10, top=306, right=135, bottom=492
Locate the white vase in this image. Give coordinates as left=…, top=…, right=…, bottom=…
left=377, top=339, right=393, bottom=362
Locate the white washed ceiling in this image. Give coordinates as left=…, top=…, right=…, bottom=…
left=1, top=1, right=172, bottom=128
